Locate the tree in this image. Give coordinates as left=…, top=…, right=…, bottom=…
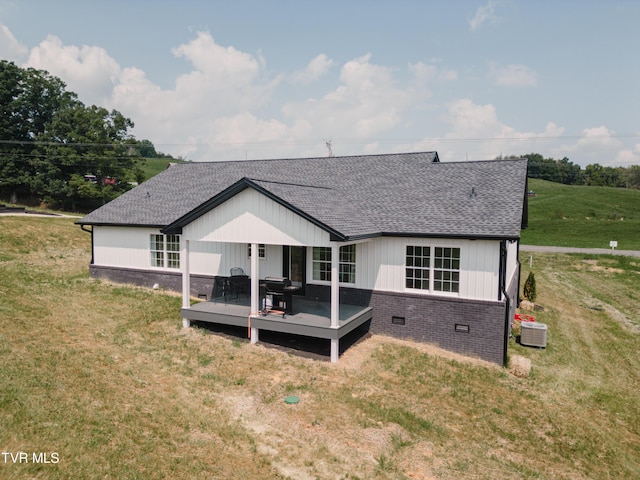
left=137, top=139, right=158, bottom=157
left=523, top=272, right=537, bottom=303
left=0, top=60, right=138, bottom=210
left=0, top=60, right=77, bottom=203
left=32, top=103, right=136, bottom=209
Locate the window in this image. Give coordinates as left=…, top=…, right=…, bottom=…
left=247, top=244, right=266, bottom=259
left=150, top=234, right=165, bottom=268
left=312, top=247, right=332, bottom=281
left=339, top=244, right=356, bottom=283
left=312, top=245, right=356, bottom=283
left=150, top=234, right=180, bottom=269
left=434, top=247, right=460, bottom=293
left=405, top=245, right=430, bottom=290
left=405, top=245, right=460, bottom=294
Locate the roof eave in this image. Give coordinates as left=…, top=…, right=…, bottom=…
left=340, top=231, right=521, bottom=242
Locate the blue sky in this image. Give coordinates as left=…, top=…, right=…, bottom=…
left=1, top=0, right=638, bottom=165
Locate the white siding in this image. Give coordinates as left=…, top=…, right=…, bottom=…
left=94, top=227, right=502, bottom=301
left=94, top=226, right=160, bottom=270
left=94, top=226, right=283, bottom=277
left=505, top=239, right=520, bottom=288
left=352, top=237, right=500, bottom=301
left=184, top=188, right=331, bottom=246
left=190, top=241, right=282, bottom=278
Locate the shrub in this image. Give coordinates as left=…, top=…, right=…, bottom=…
left=523, top=271, right=537, bottom=302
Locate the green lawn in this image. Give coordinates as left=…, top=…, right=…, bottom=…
left=521, top=179, right=640, bottom=249
left=1, top=216, right=639, bottom=479
left=137, top=157, right=186, bottom=181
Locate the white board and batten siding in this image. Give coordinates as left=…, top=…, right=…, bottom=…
left=184, top=188, right=332, bottom=247
left=93, top=226, right=159, bottom=270
left=355, top=237, right=501, bottom=301
left=505, top=239, right=520, bottom=287
left=93, top=225, right=283, bottom=278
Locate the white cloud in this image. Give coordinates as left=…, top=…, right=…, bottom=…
left=26, top=35, right=121, bottom=105
left=171, top=31, right=260, bottom=87
left=432, top=98, right=566, bottom=161
left=489, top=63, right=538, bottom=87
left=282, top=54, right=431, bottom=141
left=12, top=28, right=635, bottom=166
left=469, top=0, right=501, bottom=32
left=290, top=54, right=333, bottom=85
left=555, top=126, right=639, bottom=166
left=0, top=24, right=28, bottom=60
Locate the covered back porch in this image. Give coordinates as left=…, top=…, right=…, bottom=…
left=173, top=184, right=372, bottom=362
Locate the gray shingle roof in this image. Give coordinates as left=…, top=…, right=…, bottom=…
left=77, top=152, right=528, bottom=240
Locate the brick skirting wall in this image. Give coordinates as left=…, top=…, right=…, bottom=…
left=368, top=291, right=506, bottom=365
left=90, top=265, right=508, bottom=364
left=89, top=265, right=215, bottom=299
left=305, top=283, right=506, bottom=364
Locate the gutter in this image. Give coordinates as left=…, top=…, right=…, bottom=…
left=80, top=224, right=94, bottom=265
left=499, top=240, right=511, bottom=367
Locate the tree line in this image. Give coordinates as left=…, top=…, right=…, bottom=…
left=0, top=60, right=171, bottom=211
left=508, top=153, right=640, bottom=189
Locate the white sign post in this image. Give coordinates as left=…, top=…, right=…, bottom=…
left=610, top=240, right=618, bottom=250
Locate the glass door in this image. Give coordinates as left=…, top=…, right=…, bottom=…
left=289, top=246, right=305, bottom=290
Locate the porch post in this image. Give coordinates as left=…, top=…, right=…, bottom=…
left=181, top=239, right=191, bottom=328
left=250, top=242, right=259, bottom=343
left=330, top=242, right=340, bottom=363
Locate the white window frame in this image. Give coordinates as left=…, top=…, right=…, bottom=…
left=339, top=244, right=356, bottom=284
left=247, top=243, right=266, bottom=259
left=150, top=234, right=181, bottom=269
left=433, top=247, right=460, bottom=293
left=311, top=245, right=356, bottom=285
left=405, top=244, right=460, bottom=295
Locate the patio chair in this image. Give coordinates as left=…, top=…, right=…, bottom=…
left=229, top=267, right=249, bottom=300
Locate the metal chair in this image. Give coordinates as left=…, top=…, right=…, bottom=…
left=229, top=267, right=249, bottom=300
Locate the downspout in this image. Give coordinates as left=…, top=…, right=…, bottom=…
left=80, top=224, right=94, bottom=265
left=499, top=240, right=511, bottom=367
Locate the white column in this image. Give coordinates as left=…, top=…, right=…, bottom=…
left=250, top=242, right=260, bottom=344
left=181, top=238, right=191, bottom=328
left=330, top=242, right=340, bottom=363
left=330, top=338, right=339, bottom=363
left=331, top=242, right=339, bottom=328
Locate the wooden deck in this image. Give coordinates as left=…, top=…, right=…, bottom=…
left=181, top=296, right=373, bottom=341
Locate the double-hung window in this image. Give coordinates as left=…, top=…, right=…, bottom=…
left=150, top=234, right=180, bottom=269
left=405, top=245, right=460, bottom=293
left=339, top=244, right=356, bottom=283
left=312, top=247, right=332, bottom=281
left=312, top=245, right=356, bottom=284
left=405, top=246, right=430, bottom=290
left=433, top=247, right=460, bottom=293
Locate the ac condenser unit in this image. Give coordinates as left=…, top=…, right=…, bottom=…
left=520, top=322, right=547, bottom=348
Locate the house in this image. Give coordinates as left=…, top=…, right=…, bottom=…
left=77, top=152, right=528, bottom=364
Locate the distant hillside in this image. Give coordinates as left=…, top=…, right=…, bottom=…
left=521, top=178, right=640, bottom=250
left=138, top=157, right=189, bottom=182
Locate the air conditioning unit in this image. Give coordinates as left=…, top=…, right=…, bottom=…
left=520, top=322, right=547, bottom=348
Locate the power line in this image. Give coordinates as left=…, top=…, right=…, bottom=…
left=1, top=132, right=639, bottom=150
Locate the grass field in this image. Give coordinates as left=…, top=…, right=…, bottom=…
left=137, top=157, right=185, bottom=181
left=521, top=179, right=640, bottom=250
left=1, top=216, right=639, bottom=479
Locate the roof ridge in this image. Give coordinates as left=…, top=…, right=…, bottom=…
left=176, top=151, right=439, bottom=165
left=249, top=177, right=332, bottom=190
